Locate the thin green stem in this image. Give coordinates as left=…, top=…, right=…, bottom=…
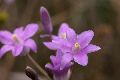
left=27, top=53, right=52, bottom=80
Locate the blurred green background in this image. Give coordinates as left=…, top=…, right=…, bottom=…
left=0, top=0, right=120, bottom=80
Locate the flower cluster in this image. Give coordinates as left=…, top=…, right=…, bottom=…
left=41, top=7, right=101, bottom=80
left=44, top=23, right=101, bottom=66
left=0, top=6, right=101, bottom=80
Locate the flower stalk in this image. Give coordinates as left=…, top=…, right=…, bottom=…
left=26, top=53, right=52, bottom=80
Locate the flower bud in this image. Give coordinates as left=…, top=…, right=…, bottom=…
left=25, top=66, right=39, bottom=80
left=40, top=6, right=53, bottom=34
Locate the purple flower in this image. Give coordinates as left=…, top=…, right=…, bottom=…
left=45, top=50, right=73, bottom=80
left=44, top=23, right=101, bottom=66
left=40, top=6, right=52, bottom=34
left=0, top=24, right=38, bottom=57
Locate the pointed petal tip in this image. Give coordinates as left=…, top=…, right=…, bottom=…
left=87, top=30, right=94, bottom=35
left=43, top=42, right=58, bottom=50
left=24, top=23, right=39, bottom=39
left=81, top=63, right=88, bottom=66
left=60, top=23, right=70, bottom=29
left=77, top=60, right=88, bottom=66
left=45, top=63, right=53, bottom=70
left=27, top=23, right=39, bottom=29
left=61, top=23, right=69, bottom=26
left=97, top=46, right=101, bottom=50
left=91, top=44, right=101, bottom=52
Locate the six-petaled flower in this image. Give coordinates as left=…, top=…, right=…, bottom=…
left=0, top=23, right=38, bottom=57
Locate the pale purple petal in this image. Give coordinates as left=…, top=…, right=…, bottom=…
left=43, top=42, right=60, bottom=50
left=66, top=27, right=77, bottom=43
left=56, top=50, right=63, bottom=57
left=12, top=45, right=23, bottom=56
left=14, top=27, right=24, bottom=38
left=50, top=50, right=62, bottom=65
left=0, top=31, right=12, bottom=44
left=24, top=24, right=38, bottom=39
left=0, top=45, right=13, bottom=58
left=52, top=35, right=60, bottom=40
left=77, top=30, right=94, bottom=49
left=60, top=53, right=73, bottom=70
left=50, top=55, right=57, bottom=64
left=24, top=39, right=37, bottom=53
left=58, top=23, right=70, bottom=36
left=83, top=44, right=101, bottom=54
left=73, top=54, right=88, bottom=66
left=45, top=63, right=54, bottom=70
left=50, top=55, right=61, bottom=66
left=52, top=40, right=72, bottom=53
left=40, top=7, right=52, bottom=34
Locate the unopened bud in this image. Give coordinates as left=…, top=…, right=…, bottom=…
left=25, top=66, right=39, bottom=80
left=40, top=6, right=53, bottom=34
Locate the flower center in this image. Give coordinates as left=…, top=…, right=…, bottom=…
left=12, top=34, right=20, bottom=43
left=60, top=33, right=67, bottom=39
left=74, top=42, right=80, bottom=50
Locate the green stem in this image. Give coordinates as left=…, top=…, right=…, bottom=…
left=27, top=53, right=52, bottom=80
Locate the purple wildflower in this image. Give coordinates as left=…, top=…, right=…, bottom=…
left=44, top=23, right=101, bottom=66
left=0, top=24, right=38, bottom=57
left=45, top=50, right=73, bottom=80
left=40, top=6, right=52, bottom=34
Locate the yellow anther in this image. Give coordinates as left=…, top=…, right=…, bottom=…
left=61, top=33, right=66, bottom=39
left=74, top=42, right=80, bottom=49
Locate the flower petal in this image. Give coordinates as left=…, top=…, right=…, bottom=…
left=62, top=53, right=73, bottom=63
left=58, top=23, right=69, bottom=36
left=24, top=24, right=38, bottom=39
left=60, top=53, right=73, bottom=70
left=83, top=44, right=101, bottom=54
left=50, top=50, right=63, bottom=65
left=24, top=39, right=37, bottom=53
left=0, top=45, right=13, bottom=58
left=12, top=45, right=23, bottom=56
left=43, top=42, right=60, bottom=50
left=50, top=55, right=58, bottom=64
left=52, top=40, right=72, bottom=53
left=14, top=27, right=24, bottom=38
left=77, top=30, right=94, bottom=49
left=66, top=27, right=77, bottom=43
left=52, top=35, right=60, bottom=40
left=73, top=53, right=88, bottom=66
left=56, top=50, right=63, bottom=57
left=0, top=31, right=12, bottom=44
left=45, top=63, right=54, bottom=70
